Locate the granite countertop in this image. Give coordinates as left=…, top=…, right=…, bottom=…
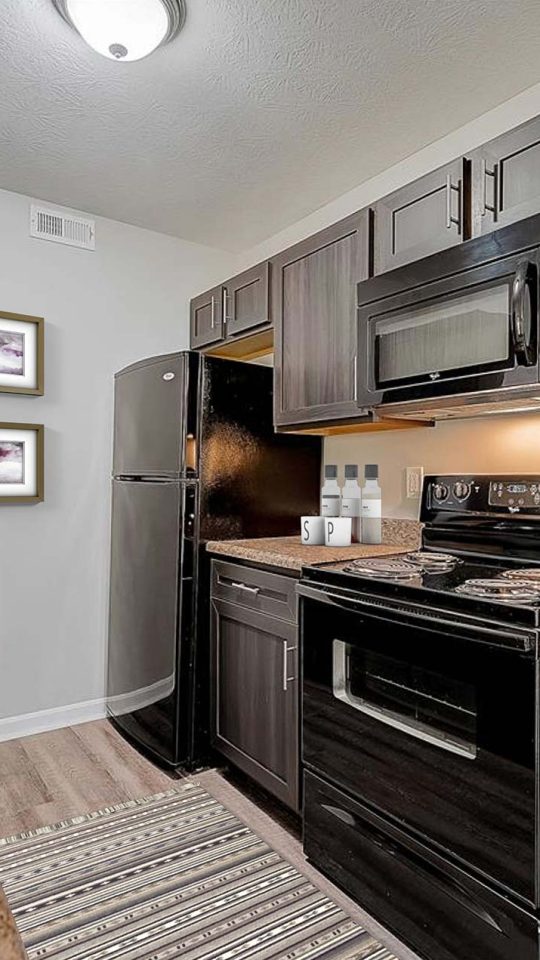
left=207, top=518, right=422, bottom=573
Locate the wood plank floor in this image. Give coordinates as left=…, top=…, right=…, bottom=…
left=0, top=719, right=419, bottom=959
left=0, top=719, right=175, bottom=837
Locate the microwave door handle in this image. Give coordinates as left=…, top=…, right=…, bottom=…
left=511, top=261, right=535, bottom=366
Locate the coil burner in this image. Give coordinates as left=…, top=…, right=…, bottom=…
left=343, top=551, right=459, bottom=581
left=501, top=569, right=540, bottom=584
left=342, top=558, right=421, bottom=581
left=455, top=578, right=540, bottom=604
left=404, top=551, right=460, bottom=573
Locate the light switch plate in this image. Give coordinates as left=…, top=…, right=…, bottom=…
left=406, top=466, right=423, bottom=499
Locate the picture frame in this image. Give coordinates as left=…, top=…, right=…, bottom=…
left=0, top=311, right=44, bottom=396
left=0, top=423, right=44, bottom=504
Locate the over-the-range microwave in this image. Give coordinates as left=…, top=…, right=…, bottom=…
left=356, top=214, right=540, bottom=420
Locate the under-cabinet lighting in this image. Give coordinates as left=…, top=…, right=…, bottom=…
left=479, top=405, right=540, bottom=416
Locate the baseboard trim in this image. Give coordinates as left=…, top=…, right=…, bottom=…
left=0, top=699, right=107, bottom=743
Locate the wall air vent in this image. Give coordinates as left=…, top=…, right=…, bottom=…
left=30, top=205, right=95, bottom=250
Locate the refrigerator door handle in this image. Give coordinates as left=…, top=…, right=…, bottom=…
left=114, top=475, right=179, bottom=483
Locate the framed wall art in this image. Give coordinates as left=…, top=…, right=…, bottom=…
left=0, top=311, right=44, bottom=395
left=0, top=423, right=44, bottom=504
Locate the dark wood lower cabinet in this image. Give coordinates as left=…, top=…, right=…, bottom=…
left=210, top=567, right=299, bottom=810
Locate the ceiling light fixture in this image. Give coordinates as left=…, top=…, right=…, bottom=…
left=52, top=0, right=186, bottom=62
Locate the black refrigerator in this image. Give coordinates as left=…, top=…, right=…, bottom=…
left=107, top=351, right=321, bottom=769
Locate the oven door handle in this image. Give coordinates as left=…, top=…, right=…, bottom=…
left=511, top=261, right=536, bottom=367
left=297, top=583, right=535, bottom=652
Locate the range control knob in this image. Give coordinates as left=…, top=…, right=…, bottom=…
left=453, top=481, right=471, bottom=501
left=432, top=483, right=449, bottom=502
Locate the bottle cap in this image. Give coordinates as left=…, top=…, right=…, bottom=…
left=344, top=464, right=358, bottom=479
left=324, top=464, right=338, bottom=479
left=365, top=464, right=378, bottom=479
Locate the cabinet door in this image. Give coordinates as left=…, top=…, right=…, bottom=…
left=472, top=117, right=540, bottom=237
left=224, top=262, right=271, bottom=337
left=273, top=210, right=370, bottom=428
left=190, top=284, right=224, bottom=348
left=211, top=598, right=299, bottom=810
left=373, top=158, right=471, bottom=275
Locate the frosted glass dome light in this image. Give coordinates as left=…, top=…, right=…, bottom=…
left=52, top=0, right=186, bottom=62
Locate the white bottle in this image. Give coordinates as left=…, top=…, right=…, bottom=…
left=361, top=464, right=382, bottom=544
left=321, top=464, right=341, bottom=517
left=340, top=464, right=362, bottom=542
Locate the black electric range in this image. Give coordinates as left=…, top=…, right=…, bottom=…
left=303, top=551, right=540, bottom=627
left=299, top=475, right=540, bottom=960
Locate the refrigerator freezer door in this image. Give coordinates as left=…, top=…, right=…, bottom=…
left=113, top=353, right=187, bottom=478
left=107, top=478, right=193, bottom=765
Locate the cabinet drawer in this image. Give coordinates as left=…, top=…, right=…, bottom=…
left=211, top=559, right=297, bottom=622
left=304, top=772, right=538, bottom=960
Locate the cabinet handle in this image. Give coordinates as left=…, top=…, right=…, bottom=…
left=481, top=159, right=498, bottom=219
left=352, top=355, right=358, bottom=401
left=445, top=175, right=461, bottom=232
left=210, top=295, right=215, bottom=329
left=283, top=642, right=297, bottom=691
left=231, top=581, right=260, bottom=595
left=223, top=289, right=232, bottom=325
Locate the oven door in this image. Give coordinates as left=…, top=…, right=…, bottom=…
left=300, top=584, right=537, bottom=906
left=356, top=249, right=539, bottom=409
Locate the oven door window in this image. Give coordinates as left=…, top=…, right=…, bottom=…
left=373, top=282, right=511, bottom=388
left=333, top=641, right=477, bottom=759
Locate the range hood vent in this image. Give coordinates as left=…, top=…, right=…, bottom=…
left=30, top=205, right=95, bottom=250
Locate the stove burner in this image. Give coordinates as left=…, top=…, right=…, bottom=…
left=342, top=558, right=421, bottom=581
left=343, top=551, right=459, bottom=581
left=455, top=578, right=540, bottom=603
left=501, top=569, right=540, bottom=583
left=405, top=551, right=459, bottom=572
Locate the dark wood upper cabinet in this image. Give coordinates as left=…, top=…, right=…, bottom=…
left=224, top=261, right=271, bottom=338
left=190, top=284, right=224, bottom=348
left=373, top=158, right=471, bottom=275
left=272, top=210, right=371, bottom=428
left=472, top=117, right=540, bottom=237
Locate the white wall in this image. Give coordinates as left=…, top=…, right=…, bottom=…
left=240, top=80, right=540, bottom=266
left=0, top=188, right=236, bottom=735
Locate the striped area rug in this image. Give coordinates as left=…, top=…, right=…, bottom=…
left=0, top=781, right=396, bottom=960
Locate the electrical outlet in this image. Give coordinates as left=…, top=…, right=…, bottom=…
left=406, top=466, right=423, bottom=499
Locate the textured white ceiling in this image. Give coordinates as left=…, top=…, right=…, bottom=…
left=2, top=0, right=540, bottom=251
